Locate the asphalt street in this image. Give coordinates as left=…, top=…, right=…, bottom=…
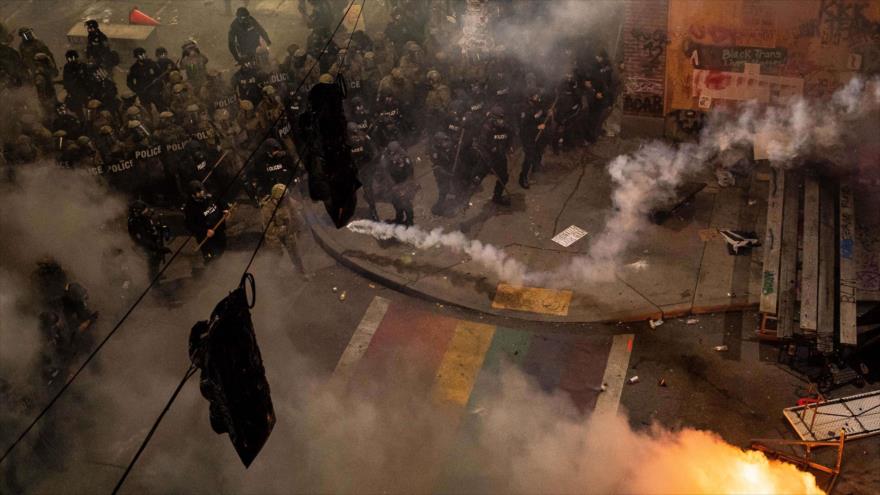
left=1, top=1, right=878, bottom=493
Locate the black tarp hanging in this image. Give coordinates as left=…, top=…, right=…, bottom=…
left=296, top=73, right=361, bottom=228
left=188, top=273, right=275, bottom=467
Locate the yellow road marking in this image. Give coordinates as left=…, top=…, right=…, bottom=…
left=432, top=321, right=496, bottom=406
left=491, top=283, right=573, bottom=316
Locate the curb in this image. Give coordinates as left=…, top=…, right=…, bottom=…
left=306, top=204, right=756, bottom=325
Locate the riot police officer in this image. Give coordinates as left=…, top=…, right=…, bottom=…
left=184, top=181, right=230, bottom=262
left=347, top=121, right=379, bottom=220
left=232, top=57, right=267, bottom=105
left=382, top=141, right=417, bottom=225
left=62, top=50, right=90, bottom=116
left=228, top=7, right=271, bottom=64
left=84, top=19, right=116, bottom=70
left=430, top=130, right=456, bottom=214
left=18, top=27, right=56, bottom=78
left=475, top=106, right=513, bottom=206
left=519, top=91, right=549, bottom=188
left=251, top=138, right=294, bottom=197
left=127, top=200, right=171, bottom=280
left=127, top=47, right=165, bottom=113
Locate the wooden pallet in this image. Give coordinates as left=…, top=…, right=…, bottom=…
left=758, top=170, right=858, bottom=350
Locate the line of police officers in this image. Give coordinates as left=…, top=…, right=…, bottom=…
left=1, top=0, right=616, bottom=351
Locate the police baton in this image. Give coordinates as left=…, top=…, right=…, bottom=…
left=535, top=91, right=560, bottom=143
left=193, top=203, right=237, bottom=253
left=200, top=151, right=230, bottom=184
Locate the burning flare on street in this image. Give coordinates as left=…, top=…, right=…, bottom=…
left=622, top=429, right=825, bottom=494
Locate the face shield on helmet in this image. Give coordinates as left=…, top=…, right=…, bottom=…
left=19, top=28, right=34, bottom=42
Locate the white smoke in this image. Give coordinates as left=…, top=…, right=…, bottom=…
left=349, top=77, right=880, bottom=288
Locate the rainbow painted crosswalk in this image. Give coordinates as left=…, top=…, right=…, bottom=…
left=336, top=296, right=633, bottom=416
left=332, top=296, right=634, bottom=492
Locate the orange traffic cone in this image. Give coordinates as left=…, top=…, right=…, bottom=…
left=129, top=7, right=160, bottom=26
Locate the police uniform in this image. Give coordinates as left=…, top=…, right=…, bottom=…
left=184, top=182, right=230, bottom=262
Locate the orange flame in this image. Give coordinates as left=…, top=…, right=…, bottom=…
left=627, top=430, right=825, bottom=494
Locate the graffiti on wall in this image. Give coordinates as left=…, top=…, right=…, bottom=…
left=623, top=93, right=664, bottom=116
left=631, top=28, right=668, bottom=72
left=687, top=23, right=776, bottom=45
left=818, top=0, right=880, bottom=46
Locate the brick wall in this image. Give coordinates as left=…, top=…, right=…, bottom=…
left=622, top=0, right=669, bottom=117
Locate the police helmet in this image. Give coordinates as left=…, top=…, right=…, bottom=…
left=391, top=68, right=403, bottom=80
left=489, top=105, right=505, bottom=119
left=155, top=47, right=168, bottom=57
left=133, top=47, right=147, bottom=58
left=169, top=71, right=183, bottom=83
left=127, top=120, right=141, bottom=129
left=126, top=106, right=141, bottom=117
left=53, top=129, right=67, bottom=138
left=87, top=99, right=102, bottom=110
left=18, top=27, right=34, bottom=40
left=159, top=111, right=174, bottom=119
left=262, top=85, right=276, bottom=96
left=293, top=48, right=307, bottom=58
left=65, top=50, right=79, bottom=61
left=77, top=136, right=91, bottom=146
left=186, top=103, right=200, bottom=113
left=129, top=199, right=148, bottom=214
left=189, top=180, right=205, bottom=194
left=426, top=70, right=441, bottom=84
left=215, top=108, right=230, bottom=121
left=85, top=19, right=99, bottom=29
left=99, top=125, right=113, bottom=135
left=236, top=7, right=250, bottom=18
left=239, top=99, right=254, bottom=111
left=319, top=73, right=334, bottom=84
left=172, top=83, right=185, bottom=94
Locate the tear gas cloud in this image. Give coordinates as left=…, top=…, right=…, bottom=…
left=0, top=166, right=826, bottom=494
left=350, top=77, right=880, bottom=288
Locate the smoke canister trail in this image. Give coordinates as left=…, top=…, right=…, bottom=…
left=347, top=78, right=879, bottom=289
left=346, top=220, right=531, bottom=285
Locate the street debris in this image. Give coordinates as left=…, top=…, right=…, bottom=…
left=718, top=229, right=760, bottom=255
left=649, top=318, right=664, bottom=329
left=331, top=286, right=338, bottom=293
left=338, top=291, right=347, bottom=301
left=686, top=317, right=699, bottom=325
left=628, top=376, right=640, bottom=384
left=368, top=284, right=376, bottom=289
left=658, top=378, right=667, bottom=387
left=748, top=199, right=758, bottom=206
left=716, top=168, right=735, bottom=187
left=551, top=225, right=589, bottom=247
left=627, top=259, right=648, bottom=270
left=714, top=345, right=729, bottom=352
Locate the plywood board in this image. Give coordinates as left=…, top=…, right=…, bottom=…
left=761, top=168, right=785, bottom=314
left=817, top=182, right=836, bottom=352
left=800, top=177, right=820, bottom=332
left=492, top=283, right=573, bottom=316
left=839, top=180, right=857, bottom=345
left=777, top=171, right=801, bottom=338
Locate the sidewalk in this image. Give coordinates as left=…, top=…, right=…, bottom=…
left=306, top=135, right=769, bottom=323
